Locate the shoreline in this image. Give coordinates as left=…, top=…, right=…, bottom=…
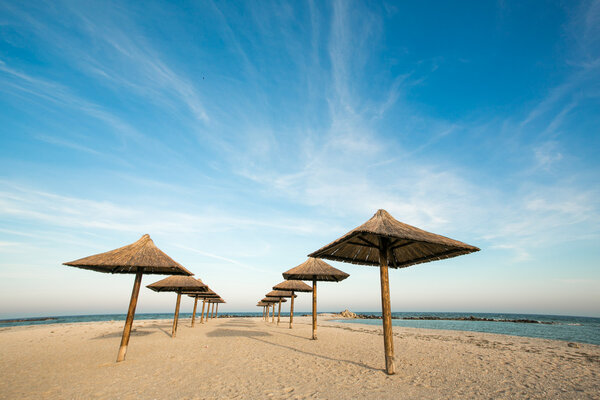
left=3, top=311, right=598, bottom=346
left=2, top=314, right=597, bottom=345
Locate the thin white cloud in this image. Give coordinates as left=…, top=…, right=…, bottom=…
left=173, top=244, right=267, bottom=273
left=0, top=181, right=344, bottom=237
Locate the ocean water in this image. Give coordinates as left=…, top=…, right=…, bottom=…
left=2, top=311, right=599, bottom=346
left=334, top=312, right=600, bottom=345
left=0, top=312, right=265, bottom=328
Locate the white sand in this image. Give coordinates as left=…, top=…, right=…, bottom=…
left=0, top=316, right=598, bottom=399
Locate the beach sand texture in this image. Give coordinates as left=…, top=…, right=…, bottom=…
left=1, top=316, right=598, bottom=399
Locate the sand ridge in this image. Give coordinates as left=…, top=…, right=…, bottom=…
left=0, top=316, right=598, bottom=399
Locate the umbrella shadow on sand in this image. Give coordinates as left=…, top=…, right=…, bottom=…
left=218, top=323, right=258, bottom=328
left=248, top=336, right=382, bottom=373
left=269, top=330, right=313, bottom=341
left=91, top=329, right=155, bottom=340
left=145, top=322, right=182, bottom=337
left=206, top=328, right=272, bottom=338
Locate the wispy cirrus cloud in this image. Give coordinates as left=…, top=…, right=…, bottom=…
left=1, top=0, right=210, bottom=128
left=219, top=0, right=600, bottom=266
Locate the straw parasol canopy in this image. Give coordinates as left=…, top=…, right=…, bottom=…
left=63, top=234, right=191, bottom=362
left=257, top=302, right=269, bottom=320
left=261, top=297, right=286, bottom=303
left=308, top=209, right=479, bottom=268
left=266, top=290, right=297, bottom=326
left=208, top=298, right=225, bottom=303
left=282, top=258, right=349, bottom=339
left=147, top=276, right=207, bottom=337
left=207, top=298, right=225, bottom=318
left=187, top=289, right=219, bottom=324
left=64, top=234, right=192, bottom=275
left=147, top=276, right=207, bottom=292
left=273, top=280, right=313, bottom=292
left=282, top=257, right=349, bottom=281
left=272, top=280, right=312, bottom=329
left=309, top=209, right=480, bottom=375
left=265, top=290, right=297, bottom=298
left=261, top=297, right=285, bottom=303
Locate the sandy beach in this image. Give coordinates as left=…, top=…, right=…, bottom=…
left=1, top=316, right=598, bottom=399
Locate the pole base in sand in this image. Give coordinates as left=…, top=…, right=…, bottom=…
left=116, top=345, right=127, bottom=362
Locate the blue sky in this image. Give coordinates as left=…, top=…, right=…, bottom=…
left=1, top=0, right=599, bottom=318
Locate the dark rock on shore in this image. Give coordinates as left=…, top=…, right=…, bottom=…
left=353, top=314, right=554, bottom=324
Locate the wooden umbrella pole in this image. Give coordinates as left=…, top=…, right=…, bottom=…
left=277, top=298, right=282, bottom=325
left=379, top=238, right=396, bottom=375
left=191, top=296, right=198, bottom=327
left=211, top=302, right=215, bottom=319
left=216, top=303, right=219, bottom=318
left=312, top=278, right=317, bottom=340
left=116, top=271, right=143, bottom=362
left=271, top=302, right=275, bottom=323
left=289, top=291, right=295, bottom=329
left=200, top=299, right=206, bottom=323
left=172, top=292, right=182, bottom=338
left=263, top=306, right=266, bottom=321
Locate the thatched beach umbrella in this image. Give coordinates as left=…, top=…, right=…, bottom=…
left=258, top=301, right=272, bottom=321
left=259, top=301, right=270, bottom=320
left=257, top=302, right=268, bottom=320
left=273, top=280, right=312, bottom=329
left=261, top=297, right=283, bottom=323
left=147, top=275, right=207, bottom=337
left=283, top=258, right=349, bottom=340
left=209, top=301, right=216, bottom=319
left=209, top=298, right=225, bottom=318
left=179, top=278, right=207, bottom=327
left=194, top=289, right=219, bottom=323
left=186, top=289, right=218, bottom=327
left=266, top=290, right=297, bottom=326
left=63, top=234, right=192, bottom=362
left=309, top=209, right=480, bottom=375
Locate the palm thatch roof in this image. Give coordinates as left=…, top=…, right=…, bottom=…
left=261, top=297, right=285, bottom=303
left=282, top=257, right=349, bottom=282
left=208, top=298, right=226, bottom=303
left=185, top=287, right=218, bottom=296
left=308, top=209, right=480, bottom=268
left=273, top=280, right=313, bottom=292
left=63, top=234, right=192, bottom=275
left=183, top=283, right=218, bottom=297
left=146, top=275, right=207, bottom=292
left=265, top=290, right=297, bottom=298
left=187, top=292, right=219, bottom=299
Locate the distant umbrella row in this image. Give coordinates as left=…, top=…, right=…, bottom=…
left=63, top=234, right=226, bottom=362
left=255, top=209, right=479, bottom=375
left=257, top=257, right=348, bottom=340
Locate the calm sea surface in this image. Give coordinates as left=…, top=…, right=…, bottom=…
left=334, top=312, right=600, bottom=345
left=2, top=312, right=599, bottom=345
